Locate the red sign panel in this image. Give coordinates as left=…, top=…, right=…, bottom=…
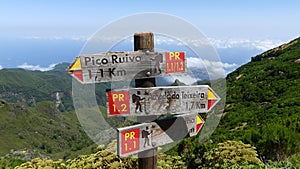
left=165, top=52, right=185, bottom=74
left=121, top=128, right=140, bottom=155
left=107, top=91, right=130, bottom=115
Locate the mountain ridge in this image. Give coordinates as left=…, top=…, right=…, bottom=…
left=0, top=64, right=73, bottom=109
left=217, top=36, right=300, bottom=161
left=171, top=36, right=300, bottom=168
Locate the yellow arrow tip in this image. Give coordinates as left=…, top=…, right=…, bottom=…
left=196, top=115, right=203, bottom=124
left=208, top=88, right=217, bottom=99
left=68, top=57, right=82, bottom=71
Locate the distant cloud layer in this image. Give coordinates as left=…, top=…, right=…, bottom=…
left=141, top=36, right=285, bottom=52
left=187, top=57, right=237, bottom=78
left=23, top=36, right=88, bottom=41
left=13, top=36, right=285, bottom=76
left=208, top=38, right=285, bottom=51
left=0, top=65, right=2, bottom=70
left=17, top=63, right=57, bottom=71
left=187, top=57, right=237, bottom=68
left=22, top=35, right=285, bottom=52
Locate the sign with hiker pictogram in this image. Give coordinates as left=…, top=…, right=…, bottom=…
left=117, top=113, right=204, bottom=156
left=107, top=85, right=220, bottom=116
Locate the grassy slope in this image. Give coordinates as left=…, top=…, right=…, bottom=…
left=0, top=101, right=95, bottom=159
left=214, top=37, right=300, bottom=160
left=0, top=65, right=73, bottom=110
left=170, top=37, right=300, bottom=168
left=0, top=63, right=120, bottom=159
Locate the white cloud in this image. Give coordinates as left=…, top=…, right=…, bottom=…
left=18, top=63, right=57, bottom=71
left=0, top=65, right=2, bottom=70
left=23, top=35, right=88, bottom=41
left=167, top=74, right=198, bottom=85
left=22, top=35, right=285, bottom=52
left=207, top=38, right=285, bottom=51
left=155, top=36, right=176, bottom=45
left=71, top=35, right=89, bottom=41
left=187, top=57, right=237, bottom=78
left=187, top=57, right=237, bottom=69
left=152, top=36, right=285, bottom=52
left=165, top=57, right=237, bottom=83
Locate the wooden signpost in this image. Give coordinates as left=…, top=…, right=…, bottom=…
left=67, top=51, right=186, bottom=84
left=134, top=32, right=157, bottom=169
left=117, top=113, right=204, bottom=156
left=68, top=32, right=221, bottom=169
left=107, top=85, right=220, bottom=116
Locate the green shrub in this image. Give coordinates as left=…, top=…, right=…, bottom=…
left=203, top=140, right=264, bottom=168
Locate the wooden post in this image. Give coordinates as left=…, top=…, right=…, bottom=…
left=134, top=32, right=157, bottom=169
left=134, top=32, right=154, bottom=52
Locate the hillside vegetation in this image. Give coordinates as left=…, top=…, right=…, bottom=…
left=0, top=65, right=73, bottom=110
left=0, top=64, right=110, bottom=162
left=172, top=37, right=300, bottom=168
left=0, top=63, right=109, bottom=111
left=221, top=37, right=300, bottom=161
left=0, top=101, right=95, bottom=160
left=1, top=37, right=300, bottom=168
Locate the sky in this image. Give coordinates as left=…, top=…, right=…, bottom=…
left=0, top=0, right=300, bottom=72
